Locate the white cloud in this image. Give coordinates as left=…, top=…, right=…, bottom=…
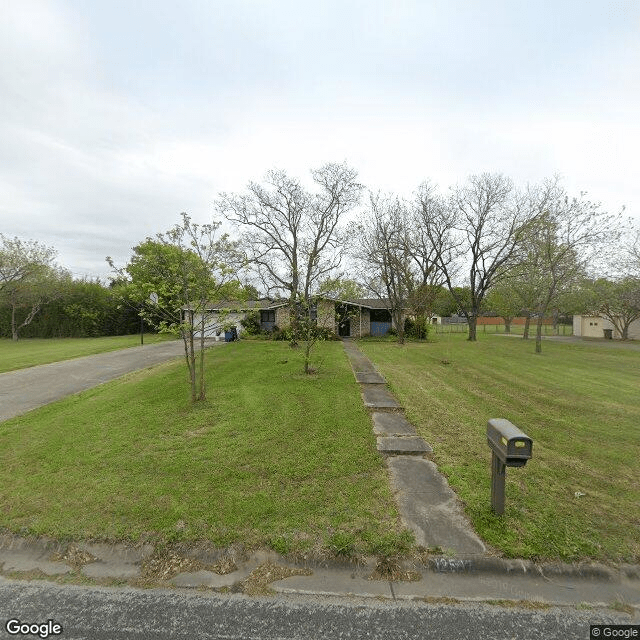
left=0, top=0, right=638, bottom=283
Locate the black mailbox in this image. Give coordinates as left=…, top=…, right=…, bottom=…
left=487, top=419, right=533, bottom=515
left=487, top=418, right=532, bottom=467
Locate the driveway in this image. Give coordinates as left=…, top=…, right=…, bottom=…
left=0, top=340, right=224, bottom=423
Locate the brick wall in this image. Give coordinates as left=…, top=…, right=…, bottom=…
left=275, top=306, right=290, bottom=328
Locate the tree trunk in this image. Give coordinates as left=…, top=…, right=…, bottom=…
left=198, top=313, right=206, bottom=401
left=394, top=310, right=405, bottom=345
left=535, top=316, right=543, bottom=354
left=11, top=305, right=18, bottom=341
left=504, top=318, right=512, bottom=334
left=188, top=311, right=197, bottom=403
left=181, top=330, right=196, bottom=404
left=467, top=315, right=477, bottom=341
left=304, top=341, right=313, bottom=374
left=523, top=316, right=530, bottom=340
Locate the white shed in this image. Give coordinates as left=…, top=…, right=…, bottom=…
left=573, top=315, right=640, bottom=340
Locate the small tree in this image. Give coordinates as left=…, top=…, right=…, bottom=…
left=109, top=214, right=241, bottom=403
left=590, top=277, right=640, bottom=340
left=485, top=283, right=522, bottom=333
left=518, top=181, right=614, bottom=353
left=0, top=235, right=70, bottom=340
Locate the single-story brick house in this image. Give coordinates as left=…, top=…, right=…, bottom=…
left=184, top=297, right=436, bottom=339
left=573, top=314, right=640, bottom=340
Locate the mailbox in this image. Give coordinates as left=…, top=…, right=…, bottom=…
left=487, top=418, right=533, bottom=515
left=487, top=419, right=533, bottom=468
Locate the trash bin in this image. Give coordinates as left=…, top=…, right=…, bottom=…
left=603, top=329, right=613, bottom=339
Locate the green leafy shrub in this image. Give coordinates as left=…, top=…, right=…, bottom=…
left=241, top=310, right=261, bottom=335
left=314, top=327, right=341, bottom=341
left=404, top=317, right=430, bottom=340
left=272, top=326, right=293, bottom=341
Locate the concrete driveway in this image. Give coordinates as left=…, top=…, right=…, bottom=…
left=0, top=340, right=224, bottom=423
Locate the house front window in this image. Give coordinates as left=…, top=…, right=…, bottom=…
left=261, top=310, right=276, bottom=331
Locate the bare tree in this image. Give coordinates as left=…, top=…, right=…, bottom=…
left=410, top=182, right=456, bottom=336
left=626, top=228, right=640, bottom=274
left=352, top=194, right=412, bottom=343
left=518, top=181, right=615, bottom=353
left=218, top=163, right=361, bottom=299
left=435, top=174, right=532, bottom=341
left=218, top=163, right=363, bottom=369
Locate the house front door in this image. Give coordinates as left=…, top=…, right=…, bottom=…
left=338, top=319, right=350, bottom=337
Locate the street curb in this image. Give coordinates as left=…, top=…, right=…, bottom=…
left=421, top=555, right=635, bottom=581
left=1, top=533, right=638, bottom=585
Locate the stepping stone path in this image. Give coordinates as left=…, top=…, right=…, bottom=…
left=342, top=339, right=486, bottom=556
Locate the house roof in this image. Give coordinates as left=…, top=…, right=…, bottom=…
left=188, top=297, right=397, bottom=311
left=346, top=298, right=392, bottom=309
left=183, top=299, right=288, bottom=312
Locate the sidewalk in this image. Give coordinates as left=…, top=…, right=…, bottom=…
left=341, top=338, right=485, bottom=556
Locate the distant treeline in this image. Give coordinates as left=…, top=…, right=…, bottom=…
left=0, top=279, right=144, bottom=339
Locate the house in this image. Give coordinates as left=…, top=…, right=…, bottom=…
left=573, top=314, right=640, bottom=340
left=182, top=299, right=287, bottom=339
left=184, top=297, right=421, bottom=339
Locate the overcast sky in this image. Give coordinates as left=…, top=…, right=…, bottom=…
left=1, top=0, right=639, bottom=281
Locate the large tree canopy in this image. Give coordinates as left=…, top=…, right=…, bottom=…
left=218, top=162, right=363, bottom=302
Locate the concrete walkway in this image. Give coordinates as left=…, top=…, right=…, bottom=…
left=0, top=340, right=222, bottom=422
left=341, top=339, right=486, bottom=556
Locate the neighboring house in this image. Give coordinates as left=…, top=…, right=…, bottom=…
left=182, top=299, right=288, bottom=339
left=573, top=314, right=640, bottom=340
left=184, top=297, right=433, bottom=338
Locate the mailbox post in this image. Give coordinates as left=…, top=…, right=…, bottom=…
left=486, top=419, right=532, bottom=515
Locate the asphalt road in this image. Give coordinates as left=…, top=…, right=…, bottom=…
left=0, top=340, right=222, bottom=422
left=0, top=578, right=634, bottom=640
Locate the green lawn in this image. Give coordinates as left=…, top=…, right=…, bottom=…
left=0, top=341, right=408, bottom=557
left=0, top=334, right=174, bottom=373
left=359, top=334, right=640, bottom=563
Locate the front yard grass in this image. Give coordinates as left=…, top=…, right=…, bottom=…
left=0, top=341, right=408, bottom=557
left=0, top=334, right=173, bottom=373
left=359, top=334, right=640, bottom=563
